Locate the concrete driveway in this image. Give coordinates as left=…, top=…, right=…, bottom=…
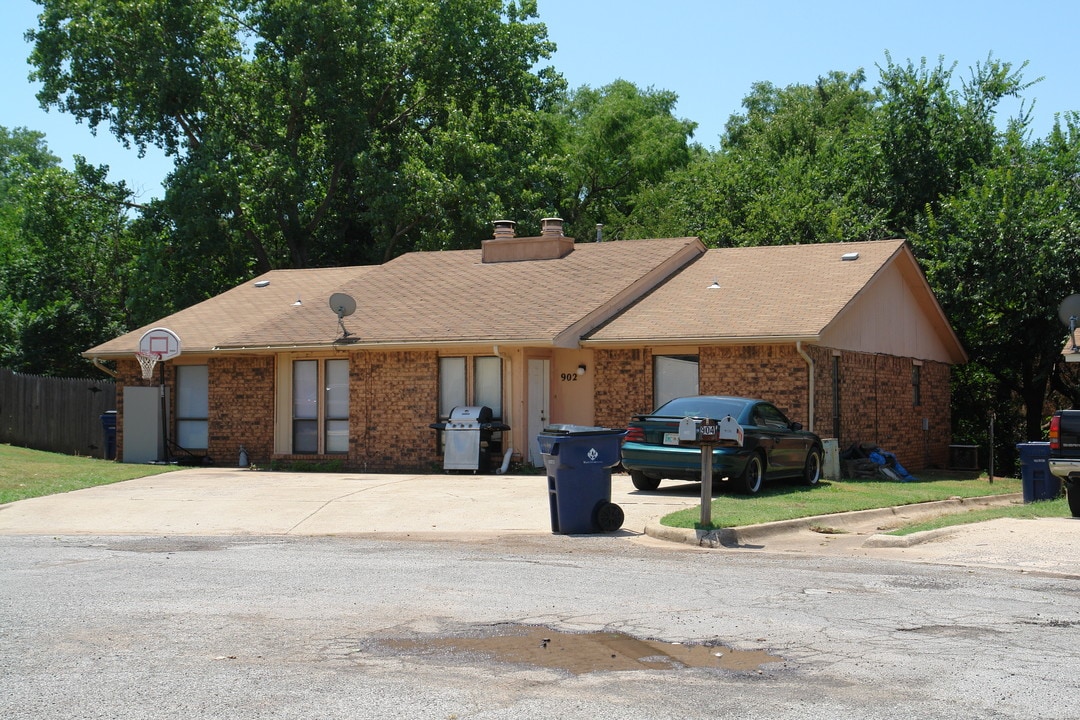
left=0, top=467, right=696, bottom=539
left=2, top=466, right=1080, bottom=576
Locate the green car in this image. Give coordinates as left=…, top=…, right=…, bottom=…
left=620, top=395, right=823, bottom=494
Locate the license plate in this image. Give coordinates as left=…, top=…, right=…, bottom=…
left=663, top=433, right=679, bottom=446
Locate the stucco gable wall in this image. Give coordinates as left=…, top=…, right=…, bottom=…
left=821, top=263, right=958, bottom=363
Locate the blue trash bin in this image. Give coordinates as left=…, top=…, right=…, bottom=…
left=1016, top=442, right=1061, bottom=502
left=537, top=425, right=626, bottom=534
left=100, top=411, right=117, bottom=460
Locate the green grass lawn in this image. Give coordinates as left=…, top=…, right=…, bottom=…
left=661, top=470, right=1031, bottom=530
left=0, top=444, right=178, bottom=504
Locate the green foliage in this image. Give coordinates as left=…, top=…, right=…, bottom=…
left=29, top=0, right=564, bottom=271
left=625, top=70, right=891, bottom=245
left=915, top=119, right=1080, bottom=452
left=0, top=130, right=140, bottom=375
left=546, top=79, right=697, bottom=240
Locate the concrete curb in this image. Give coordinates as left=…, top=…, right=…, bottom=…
left=643, top=493, right=1025, bottom=549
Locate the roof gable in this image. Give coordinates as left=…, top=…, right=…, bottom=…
left=86, top=237, right=704, bottom=357
left=585, top=239, right=966, bottom=364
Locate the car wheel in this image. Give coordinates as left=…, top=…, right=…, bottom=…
left=595, top=501, right=624, bottom=532
left=803, top=446, right=823, bottom=486
left=739, top=453, right=764, bottom=494
left=630, top=471, right=661, bottom=491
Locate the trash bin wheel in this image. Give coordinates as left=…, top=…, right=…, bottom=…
left=595, top=501, right=624, bottom=532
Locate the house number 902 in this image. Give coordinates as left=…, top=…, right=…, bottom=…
left=559, top=373, right=578, bottom=382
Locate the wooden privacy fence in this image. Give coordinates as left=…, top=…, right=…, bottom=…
left=0, top=368, right=117, bottom=458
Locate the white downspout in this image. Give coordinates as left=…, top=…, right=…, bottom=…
left=91, top=357, right=120, bottom=379
left=493, top=345, right=514, bottom=471
left=796, top=341, right=814, bottom=433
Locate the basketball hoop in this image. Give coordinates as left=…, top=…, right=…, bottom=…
left=135, top=327, right=182, bottom=383
left=136, top=351, right=161, bottom=381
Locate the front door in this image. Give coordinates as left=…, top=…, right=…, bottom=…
left=527, top=359, right=550, bottom=467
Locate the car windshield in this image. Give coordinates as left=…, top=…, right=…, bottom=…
left=651, top=396, right=750, bottom=421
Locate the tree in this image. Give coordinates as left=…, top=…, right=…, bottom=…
left=875, top=53, right=1038, bottom=235
left=916, top=118, right=1080, bottom=455
left=624, top=71, right=888, bottom=246
left=543, top=79, right=696, bottom=241
left=0, top=153, right=139, bottom=376
left=28, top=0, right=563, bottom=283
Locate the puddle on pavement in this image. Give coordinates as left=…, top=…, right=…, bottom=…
left=386, top=624, right=781, bottom=675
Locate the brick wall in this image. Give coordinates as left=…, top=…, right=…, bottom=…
left=832, top=352, right=951, bottom=470
left=594, top=348, right=653, bottom=428
left=593, top=344, right=952, bottom=471
left=209, top=355, right=275, bottom=466
left=700, top=345, right=809, bottom=425
left=354, top=351, right=439, bottom=472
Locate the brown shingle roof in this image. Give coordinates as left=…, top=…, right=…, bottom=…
left=85, top=237, right=703, bottom=357
left=585, top=239, right=909, bottom=343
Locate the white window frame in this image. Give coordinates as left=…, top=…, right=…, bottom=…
left=175, top=365, right=209, bottom=450
left=438, top=356, right=503, bottom=420
left=292, top=358, right=350, bottom=454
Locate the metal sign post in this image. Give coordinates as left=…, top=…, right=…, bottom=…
left=679, top=416, right=744, bottom=528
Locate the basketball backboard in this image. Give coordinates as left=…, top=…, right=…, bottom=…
left=138, top=327, right=182, bottom=360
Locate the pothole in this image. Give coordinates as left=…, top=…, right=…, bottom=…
left=382, top=624, right=782, bottom=675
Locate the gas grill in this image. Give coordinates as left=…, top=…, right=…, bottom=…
left=430, top=406, right=510, bottom=472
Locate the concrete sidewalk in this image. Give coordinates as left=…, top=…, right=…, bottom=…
left=2, top=467, right=1080, bottom=576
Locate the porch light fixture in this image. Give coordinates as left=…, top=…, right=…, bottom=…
left=576, top=364, right=587, bottom=376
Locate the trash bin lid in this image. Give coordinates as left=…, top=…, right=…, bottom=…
left=541, top=424, right=626, bottom=436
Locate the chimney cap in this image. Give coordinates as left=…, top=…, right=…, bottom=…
left=492, top=219, right=517, bottom=239
left=540, top=217, right=564, bottom=237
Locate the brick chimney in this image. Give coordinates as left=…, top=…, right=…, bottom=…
left=482, top=217, right=574, bottom=263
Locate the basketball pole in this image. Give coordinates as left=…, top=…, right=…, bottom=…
left=159, top=359, right=168, bottom=463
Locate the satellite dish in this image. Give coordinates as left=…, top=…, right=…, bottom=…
left=1059, top=295, right=1080, bottom=353
left=1058, top=295, right=1080, bottom=326
left=328, top=293, right=357, bottom=340
left=329, top=293, right=356, bottom=317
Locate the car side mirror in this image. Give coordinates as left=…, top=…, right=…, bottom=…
left=790, top=422, right=803, bottom=431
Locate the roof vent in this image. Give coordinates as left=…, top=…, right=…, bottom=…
left=841, top=252, right=860, bottom=261
left=492, top=220, right=517, bottom=239
left=540, top=217, right=564, bottom=237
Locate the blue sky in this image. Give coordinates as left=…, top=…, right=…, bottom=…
left=2, top=0, right=1077, bottom=202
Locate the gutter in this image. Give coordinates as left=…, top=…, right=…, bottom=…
left=581, top=334, right=821, bottom=348
left=796, top=341, right=814, bottom=433
left=90, top=357, right=120, bottom=379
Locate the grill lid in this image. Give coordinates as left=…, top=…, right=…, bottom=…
left=448, top=406, right=493, bottom=423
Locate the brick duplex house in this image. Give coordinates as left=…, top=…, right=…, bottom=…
left=84, top=220, right=966, bottom=472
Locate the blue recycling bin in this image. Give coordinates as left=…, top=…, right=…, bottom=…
left=100, top=410, right=117, bottom=460
left=537, top=425, right=627, bottom=534
left=1016, top=442, right=1061, bottom=502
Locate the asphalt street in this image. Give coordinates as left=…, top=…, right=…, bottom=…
left=3, top=468, right=1080, bottom=719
